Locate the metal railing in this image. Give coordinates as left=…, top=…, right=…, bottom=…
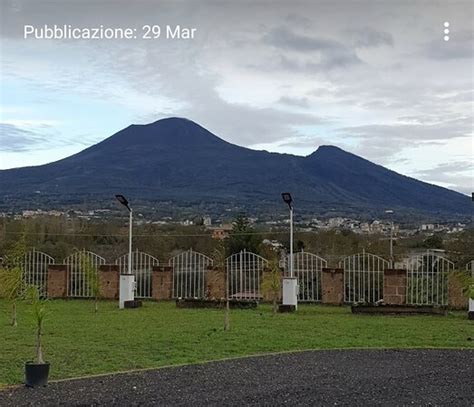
left=226, top=250, right=267, bottom=301
left=116, top=250, right=159, bottom=298
left=340, top=251, right=389, bottom=304
left=404, top=251, right=452, bottom=306
left=170, top=249, right=213, bottom=299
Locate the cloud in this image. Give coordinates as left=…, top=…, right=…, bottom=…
left=263, top=27, right=362, bottom=69
left=345, top=27, right=394, bottom=48
left=412, top=161, right=473, bottom=195
left=0, top=123, right=51, bottom=152
left=424, top=30, right=474, bottom=60
left=278, top=96, right=310, bottom=108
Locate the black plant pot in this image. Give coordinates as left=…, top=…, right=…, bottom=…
left=25, top=362, right=50, bottom=387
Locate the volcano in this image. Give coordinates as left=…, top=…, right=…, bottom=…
left=0, top=117, right=470, bottom=220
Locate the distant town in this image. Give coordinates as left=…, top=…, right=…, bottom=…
left=1, top=208, right=468, bottom=239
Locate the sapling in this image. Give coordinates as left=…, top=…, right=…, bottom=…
left=212, top=243, right=230, bottom=331
left=0, top=264, right=27, bottom=327
left=262, top=259, right=281, bottom=315
left=28, top=285, right=47, bottom=364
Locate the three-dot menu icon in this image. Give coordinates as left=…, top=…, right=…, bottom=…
left=444, top=22, right=450, bottom=41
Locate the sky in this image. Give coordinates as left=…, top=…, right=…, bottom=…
left=0, top=0, right=473, bottom=195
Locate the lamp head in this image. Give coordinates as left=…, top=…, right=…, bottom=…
left=115, top=194, right=131, bottom=211
left=281, top=192, right=293, bottom=208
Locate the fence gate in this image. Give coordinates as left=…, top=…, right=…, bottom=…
left=340, top=251, right=389, bottom=304
left=115, top=250, right=159, bottom=298
left=226, top=250, right=268, bottom=301
left=170, top=249, right=213, bottom=299
left=65, top=250, right=106, bottom=297
left=285, top=251, right=327, bottom=302
left=467, top=260, right=474, bottom=277
left=404, top=251, right=452, bottom=305
left=22, top=249, right=55, bottom=296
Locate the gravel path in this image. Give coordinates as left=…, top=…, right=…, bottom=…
left=1, top=349, right=473, bottom=406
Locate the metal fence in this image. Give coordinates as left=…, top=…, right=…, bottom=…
left=467, top=260, right=474, bottom=276
left=65, top=250, right=106, bottom=297
left=115, top=250, right=159, bottom=298
left=170, top=249, right=213, bottom=299
left=340, top=251, right=389, bottom=304
left=22, top=249, right=55, bottom=296
left=226, top=250, right=267, bottom=300
left=285, top=251, right=327, bottom=302
left=404, top=251, right=452, bottom=306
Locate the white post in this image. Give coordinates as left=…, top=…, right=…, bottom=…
left=290, top=207, right=294, bottom=278
left=119, top=206, right=135, bottom=309
left=128, top=209, right=133, bottom=274
left=390, top=220, right=394, bottom=267
left=281, top=204, right=298, bottom=311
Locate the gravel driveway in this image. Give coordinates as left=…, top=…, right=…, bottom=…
left=1, top=349, right=473, bottom=406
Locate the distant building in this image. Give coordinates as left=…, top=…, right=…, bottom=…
left=210, top=224, right=233, bottom=240
left=203, top=215, right=212, bottom=227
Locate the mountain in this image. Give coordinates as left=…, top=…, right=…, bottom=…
left=0, top=117, right=471, bottom=220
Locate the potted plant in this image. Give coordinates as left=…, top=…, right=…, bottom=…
left=25, top=285, right=50, bottom=387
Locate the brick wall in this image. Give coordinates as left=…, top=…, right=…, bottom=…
left=47, top=265, right=68, bottom=298
left=98, top=265, right=120, bottom=299
left=448, top=272, right=468, bottom=310
left=321, top=268, right=344, bottom=305
left=151, top=266, right=173, bottom=300
left=383, top=269, right=407, bottom=305
left=206, top=266, right=225, bottom=299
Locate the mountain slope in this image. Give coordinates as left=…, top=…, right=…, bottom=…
left=0, top=117, right=470, bottom=219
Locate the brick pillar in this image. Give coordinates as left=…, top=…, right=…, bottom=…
left=261, top=267, right=282, bottom=302
left=448, top=272, right=468, bottom=310
left=207, top=266, right=225, bottom=299
left=98, top=265, right=120, bottom=299
left=321, top=268, right=344, bottom=305
left=47, top=265, right=67, bottom=298
left=151, top=266, right=173, bottom=300
left=383, top=269, right=407, bottom=305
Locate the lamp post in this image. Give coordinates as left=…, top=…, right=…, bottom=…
left=280, top=192, right=298, bottom=312
left=385, top=210, right=394, bottom=267
left=115, top=194, right=135, bottom=309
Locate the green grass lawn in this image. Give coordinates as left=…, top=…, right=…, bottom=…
left=1, top=300, right=473, bottom=387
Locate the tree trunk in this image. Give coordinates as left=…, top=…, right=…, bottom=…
left=95, top=296, right=98, bottom=313
left=224, top=300, right=230, bottom=331
left=11, top=302, right=17, bottom=327
left=36, top=322, right=44, bottom=364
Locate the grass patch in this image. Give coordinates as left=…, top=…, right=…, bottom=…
left=1, top=300, right=472, bottom=386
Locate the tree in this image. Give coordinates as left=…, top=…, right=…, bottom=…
left=80, top=252, right=100, bottom=312
left=227, top=214, right=260, bottom=255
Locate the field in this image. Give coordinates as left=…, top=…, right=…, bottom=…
left=1, top=300, right=473, bottom=387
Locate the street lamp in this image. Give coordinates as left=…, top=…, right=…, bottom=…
left=115, top=194, right=135, bottom=309
left=280, top=192, right=298, bottom=312
left=385, top=210, right=394, bottom=267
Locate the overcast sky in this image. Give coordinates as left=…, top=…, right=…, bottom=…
left=1, top=0, right=473, bottom=194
